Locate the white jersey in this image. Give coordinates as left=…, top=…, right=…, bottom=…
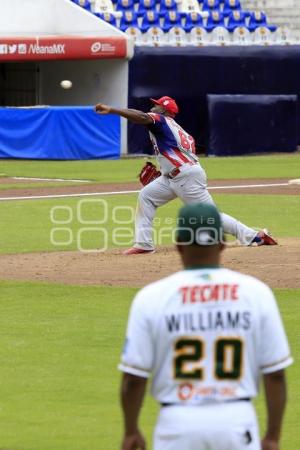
left=119, top=268, right=292, bottom=405
left=147, top=113, right=199, bottom=175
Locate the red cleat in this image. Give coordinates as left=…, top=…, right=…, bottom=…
left=256, top=229, right=278, bottom=246
left=123, top=247, right=155, bottom=255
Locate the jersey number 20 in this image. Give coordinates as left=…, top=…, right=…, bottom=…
left=174, top=338, right=243, bottom=380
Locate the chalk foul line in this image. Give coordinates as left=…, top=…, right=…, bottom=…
left=0, top=182, right=292, bottom=202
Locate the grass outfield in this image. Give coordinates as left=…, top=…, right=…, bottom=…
left=0, top=281, right=298, bottom=450
left=0, top=194, right=299, bottom=254
left=0, top=153, right=299, bottom=190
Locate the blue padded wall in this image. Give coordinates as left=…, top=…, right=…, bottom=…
left=207, top=95, right=298, bottom=155
left=0, top=107, right=120, bottom=160
left=128, top=46, right=300, bottom=155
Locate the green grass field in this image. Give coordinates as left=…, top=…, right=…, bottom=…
left=0, top=282, right=299, bottom=450
left=0, top=194, right=298, bottom=254
left=0, top=155, right=299, bottom=449
left=0, top=153, right=299, bottom=190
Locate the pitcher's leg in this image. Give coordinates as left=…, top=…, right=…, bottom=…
left=172, top=166, right=257, bottom=245
left=134, top=176, right=176, bottom=250
left=171, top=165, right=214, bottom=205
left=221, top=213, right=257, bottom=245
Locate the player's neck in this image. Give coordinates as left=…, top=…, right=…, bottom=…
left=180, top=247, right=222, bottom=269
left=185, top=264, right=220, bottom=269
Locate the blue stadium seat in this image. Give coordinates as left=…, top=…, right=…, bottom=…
left=120, top=11, right=139, bottom=30
left=162, top=11, right=183, bottom=32
left=202, top=0, right=221, bottom=13
left=72, top=0, right=91, bottom=10
left=248, top=11, right=277, bottom=32
left=158, top=0, right=177, bottom=18
left=226, top=10, right=247, bottom=31
left=97, top=12, right=117, bottom=26
left=206, top=10, right=225, bottom=31
left=222, top=0, right=241, bottom=17
left=116, top=0, right=134, bottom=13
left=137, top=0, right=157, bottom=18
left=140, top=11, right=161, bottom=32
left=184, top=12, right=204, bottom=32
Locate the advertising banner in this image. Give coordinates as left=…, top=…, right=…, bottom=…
left=0, top=36, right=127, bottom=61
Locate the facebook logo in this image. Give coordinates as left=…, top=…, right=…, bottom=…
left=0, top=44, right=8, bottom=54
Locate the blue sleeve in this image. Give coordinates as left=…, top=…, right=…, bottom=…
left=146, top=113, right=167, bottom=134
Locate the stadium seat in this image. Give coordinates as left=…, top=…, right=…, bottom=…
left=137, top=0, right=157, bottom=18
left=116, top=0, right=134, bottom=13
left=248, top=11, right=276, bottom=32
left=92, top=0, right=115, bottom=14
left=162, top=11, right=183, bottom=32
left=253, top=26, right=273, bottom=45
left=125, top=26, right=143, bottom=44
left=97, top=12, right=117, bottom=26
left=144, top=26, right=166, bottom=45
left=222, top=0, right=241, bottom=18
left=206, top=11, right=225, bottom=31
left=274, top=26, right=293, bottom=45
left=211, top=26, right=231, bottom=44
left=189, top=26, right=210, bottom=45
left=72, top=0, right=91, bottom=9
left=158, top=0, right=178, bottom=18
left=232, top=26, right=252, bottom=44
left=141, top=11, right=160, bottom=32
left=167, top=26, right=187, bottom=46
left=202, top=0, right=221, bottom=13
left=177, top=0, right=201, bottom=14
left=226, top=10, right=247, bottom=32
left=184, top=12, right=204, bottom=32
left=120, top=11, right=139, bottom=31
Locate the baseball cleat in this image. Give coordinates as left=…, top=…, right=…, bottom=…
left=123, top=247, right=155, bottom=255
left=255, top=229, right=278, bottom=246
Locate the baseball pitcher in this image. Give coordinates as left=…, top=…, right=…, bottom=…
left=119, top=203, right=292, bottom=450
left=95, top=97, right=277, bottom=254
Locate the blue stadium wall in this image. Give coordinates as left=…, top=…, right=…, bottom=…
left=128, top=46, right=300, bottom=156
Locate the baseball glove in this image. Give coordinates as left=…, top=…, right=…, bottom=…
left=139, top=162, right=161, bottom=186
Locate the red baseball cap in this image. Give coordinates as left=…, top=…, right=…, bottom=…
left=150, top=96, right=179, bottom=115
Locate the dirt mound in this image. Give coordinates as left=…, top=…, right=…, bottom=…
left=0, top=238, right=299, bottom=289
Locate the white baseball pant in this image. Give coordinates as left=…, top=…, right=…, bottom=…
left=134, top=165, right=257, bottom=250
left=154, top=402, right=261, bottom=450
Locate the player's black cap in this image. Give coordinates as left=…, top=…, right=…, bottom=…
left=176, top=203, right=223, bottom=246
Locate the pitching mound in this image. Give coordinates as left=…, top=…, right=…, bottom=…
left=0, top=238, right=299, bottom=289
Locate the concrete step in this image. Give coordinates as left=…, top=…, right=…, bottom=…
left=242, top=0, right=300, bottom=34
left=243, top=0, right=294, bottom=7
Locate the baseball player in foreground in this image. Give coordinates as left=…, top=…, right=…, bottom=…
left=118, top=203, right=292, bottom=450
left=95, top=97, right=277, bottom=255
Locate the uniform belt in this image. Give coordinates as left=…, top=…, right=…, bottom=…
left=160, top=398, right=250, bottom=407
left=167, top=168, right=181, bottom=179
left=167, top=162, right=196, bottom=179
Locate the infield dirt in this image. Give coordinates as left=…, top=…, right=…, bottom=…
left=0, top=238, right=299, bottom=289
left=1, top=177, right=300, bottom=197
